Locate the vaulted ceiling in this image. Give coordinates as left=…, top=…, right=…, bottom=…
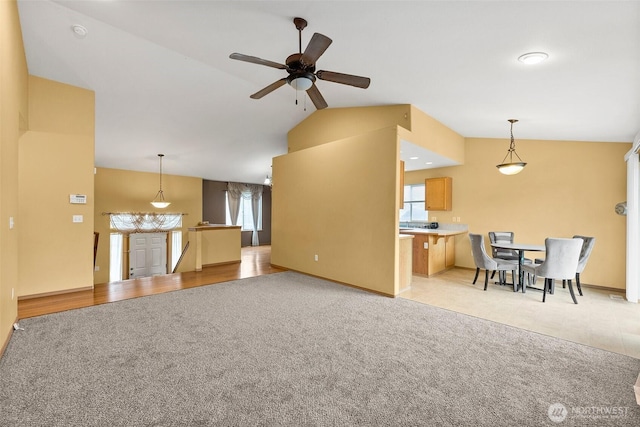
left=17, top=1, right=640, bottom=183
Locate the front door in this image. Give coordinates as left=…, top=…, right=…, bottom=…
left=129, top=233, right=167, bottom=279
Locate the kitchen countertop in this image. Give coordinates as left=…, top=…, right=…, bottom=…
left=398, top=234, right=415, bottom=239
left=399, top=228, right=468, bottom=236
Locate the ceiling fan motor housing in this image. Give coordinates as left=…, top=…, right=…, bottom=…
left=285, top=53, right=316, bottom=90
left=286, top=53, right=315, bottom=71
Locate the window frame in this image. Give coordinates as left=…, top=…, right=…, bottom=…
left=400, top=183, right=428, bottom=223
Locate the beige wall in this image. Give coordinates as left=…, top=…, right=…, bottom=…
left=406, top=137, right=630, bottom=290
left=18, top=76, right=95, bottom=297
left=272, top=127, right=400, bottom=295
left=288, top=105, right=411, bottom=152
left=276, top=105, right=466, bottom=296
left=1, top=0, right=29, bottom=350
left=94, top=167, right=203, bottom=284
left=399, top=105, right=465, bottom=164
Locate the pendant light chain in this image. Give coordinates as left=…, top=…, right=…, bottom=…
left=508, top=120, right=524, bottom=162
left=158, top=154, right=163, bottom=191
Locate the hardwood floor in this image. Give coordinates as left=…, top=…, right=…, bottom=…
left=18, top=245, right=285, bottom=319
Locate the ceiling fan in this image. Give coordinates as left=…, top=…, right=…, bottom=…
left=229, top=17, right=371, bottom=110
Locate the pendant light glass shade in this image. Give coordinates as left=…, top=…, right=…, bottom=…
left=151, top=154, right=171, bottom=208
left=497, top=119, right=527, bottom=175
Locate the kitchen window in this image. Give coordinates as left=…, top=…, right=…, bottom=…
left=400, top=184, right=427, bottom=222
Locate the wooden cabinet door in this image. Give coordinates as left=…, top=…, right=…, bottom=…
left=445, top=235, right=455, bottom=268
left=425, top=177, right=452, bottom=211
left=411, top=234, right=429, bottom=275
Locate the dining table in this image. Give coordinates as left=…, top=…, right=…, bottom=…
left=490, top=242, right=545, bottom=293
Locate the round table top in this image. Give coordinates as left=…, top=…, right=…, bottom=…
left=490, top=242, right=545, bottom=252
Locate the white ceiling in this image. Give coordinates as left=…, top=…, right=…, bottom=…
left=17, top=0, right=640, bottom=183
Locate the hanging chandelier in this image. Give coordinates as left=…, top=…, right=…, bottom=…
left=496, top=119, right=527, bottom=175
left=151, top=154, right=171, bottom=208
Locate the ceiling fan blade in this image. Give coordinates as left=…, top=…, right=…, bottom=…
left=316, top=70, right=371, bottom=89
left=300, top=33, right=332, bottom=65
left=306, top=84, right=328, bottom=110
left=250, top=78, right=287, bottom=99
left=229, top=53, right=287, bottom=70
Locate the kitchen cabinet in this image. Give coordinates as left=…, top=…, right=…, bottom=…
left=425, top=177, right=452, bottom=211
left=411, top=234, right=429, bottom=275
left=402, top=230, right=462, bottom=276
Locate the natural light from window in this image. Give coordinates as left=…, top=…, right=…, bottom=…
left=400, top=184, right=427, bottom=222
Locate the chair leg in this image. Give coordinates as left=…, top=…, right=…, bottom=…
left=491, top=270, right=496, bottom=279
left=562, top=280, right=566, bottom=289
left=473, top=268, right=480, bottom=284
left=543, top=278, right=549, bottom=302
left=484, top=270, right=489, bottom=291
left=550, top=279, right=555, bottom=294
left=512, top=270, right=517, bottom=292
left=576, top=273, right=583, bottom=296
left=567, top=279, right=578, bottom=304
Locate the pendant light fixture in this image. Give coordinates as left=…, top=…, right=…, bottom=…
left=496, top=119, right=527, bottom=175
left=151, top=154, right=171, bottom=208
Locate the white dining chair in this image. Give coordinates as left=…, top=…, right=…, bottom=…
left=522, top=237, right=583, bottom=304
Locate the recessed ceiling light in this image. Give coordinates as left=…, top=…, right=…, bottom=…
left=71, top=24, right=88, bottom=39
left=518, top=52, right=548, bottom=65
left=409, top=156, right=419, bottom=160
left=426, top=161, right=433, bottom=165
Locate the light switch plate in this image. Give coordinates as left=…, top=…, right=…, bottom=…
left=72, top=215, right=83, bottom=223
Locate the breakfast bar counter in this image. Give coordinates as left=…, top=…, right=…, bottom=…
left=400, top=228, right=468, bottom=276
left=185, top=224, right=241, bottom=271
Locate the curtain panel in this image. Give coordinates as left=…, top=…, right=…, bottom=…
left=106, top=213, right=183, bottom=234
left=227, top=182, right=263, bottom=245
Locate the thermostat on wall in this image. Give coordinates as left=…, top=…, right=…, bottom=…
left=69, top=194, right=87, bottom=204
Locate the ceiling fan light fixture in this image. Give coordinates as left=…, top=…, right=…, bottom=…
left=496, top=119, right=527, bottom=175
left=518, top=51, right=548, bottom=65
left=288, top=73, right=314, bottom=91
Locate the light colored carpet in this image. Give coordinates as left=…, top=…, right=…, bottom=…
left=1, top=271, right=638, bottom=426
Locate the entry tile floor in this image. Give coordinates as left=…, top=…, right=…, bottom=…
left=400, top=268, right=640, bottom=359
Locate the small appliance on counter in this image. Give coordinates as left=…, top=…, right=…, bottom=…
left=429, top=222, right=439, bottom=229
